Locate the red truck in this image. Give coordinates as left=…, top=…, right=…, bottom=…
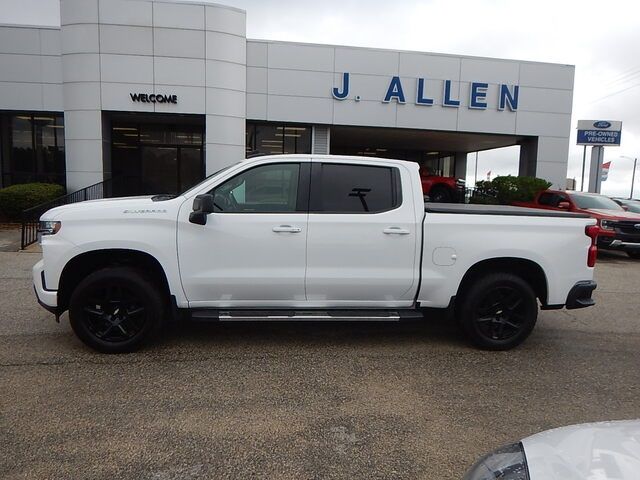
left=515, top=190, right=640, bottom=259
left=420, top=169, right=466, bottom=203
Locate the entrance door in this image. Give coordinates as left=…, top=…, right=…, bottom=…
left=305, top=160, right=418, bottom=306
left=141, top=146, right=177, bottom=194
left=111, top=117, right=204, bottom=196
left=140, top=146, right=203, bottom=194
left=178, top=160, right=310, bottom=307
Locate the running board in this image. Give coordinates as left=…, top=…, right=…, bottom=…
left=190, top=309, right=423, bottom=322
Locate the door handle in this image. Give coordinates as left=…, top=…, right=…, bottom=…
left=273, top=225, right=302, bottom=233
left=383, top=227, right=411, bottom=235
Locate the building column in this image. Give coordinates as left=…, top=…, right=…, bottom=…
left=453, top=152, right=467, bottom=179
left=518, top=137, right=538, bottom=178
left=204, top=5, right=247, bottom=173
left=61, top=0, right=104, bottom=192
left=534, top=136, right=570, bottom=188
left=312, top=125, right=330, bottom=154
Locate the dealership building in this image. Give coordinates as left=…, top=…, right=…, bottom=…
left=0, top=0, right=575, bottom=195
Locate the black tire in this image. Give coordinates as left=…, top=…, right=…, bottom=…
left=626, top=251, right=640, bottom=259
left=428, top=185, right=453, bottom=203
left=456, top=273, right=538, bottom=350
left=69, top=267, right=164, bottom=353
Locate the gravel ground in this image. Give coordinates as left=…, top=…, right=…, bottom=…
left=0, top=250, right=638, bottom=479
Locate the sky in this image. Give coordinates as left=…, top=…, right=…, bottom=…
left=2, top=0, right=640, bottom=197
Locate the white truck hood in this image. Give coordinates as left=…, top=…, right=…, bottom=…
left=41, top=195, right=179, bottom=220
left=522, top=420, right=640, bottom=480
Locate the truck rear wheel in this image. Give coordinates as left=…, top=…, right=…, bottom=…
left=69, top=267, right=164, bottom=353
left=456, top=273, right=537, bottom=350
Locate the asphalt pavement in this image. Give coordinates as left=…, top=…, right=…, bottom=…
left=0, top=250, right=639, bottom=479
left=0, top=228, right=20, bottom=252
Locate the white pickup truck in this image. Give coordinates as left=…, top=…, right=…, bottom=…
left=33, top=155, right=598, bottom=353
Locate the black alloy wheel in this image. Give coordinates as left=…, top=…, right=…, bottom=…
left=81, top=283, right=147, bottom=343
left=474, top=286, right=528, bottom=342
left=457, top=273, right=538, bottom=350
left=69, top=267, right=164, bottom=353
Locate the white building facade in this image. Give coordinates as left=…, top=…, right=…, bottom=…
left=0, top=0, right=574, bottom=195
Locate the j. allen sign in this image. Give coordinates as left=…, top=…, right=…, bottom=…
left=331, top=72, right=519, bottom=111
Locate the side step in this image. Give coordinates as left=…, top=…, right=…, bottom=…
left=190, top=309, right=424, bottom=322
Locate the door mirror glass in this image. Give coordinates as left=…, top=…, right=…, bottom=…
left=558, top=201, right=570, bottom=210
left=189, top=194, right=215, bottom=225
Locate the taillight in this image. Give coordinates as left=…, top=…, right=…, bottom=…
left=585, top=225, right=598, bottom=267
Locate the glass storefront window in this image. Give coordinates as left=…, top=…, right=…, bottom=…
left=246, top=121, right=311, bottom=157
left=138, top=124, right=203, bottom=146
left=0, top=112, right=65, bottom=187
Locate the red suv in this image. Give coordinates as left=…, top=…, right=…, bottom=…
left=516, top=190, right=640, bottom=259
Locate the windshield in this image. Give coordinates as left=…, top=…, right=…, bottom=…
left=179, top=163, right=238, bottom=196
left=571, top=193, right=624, bottom=211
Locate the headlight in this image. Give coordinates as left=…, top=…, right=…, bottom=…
left=599, top=219, right=615, bottom=231
left=464, top=442, right=530, bottom=480
left=38, top=221, right=61, bottom=236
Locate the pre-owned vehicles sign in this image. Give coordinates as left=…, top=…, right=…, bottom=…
left=577, top=120, right=622, bottom=146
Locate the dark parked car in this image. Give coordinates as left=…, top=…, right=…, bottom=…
left=612, top=197, right=640, bottom=213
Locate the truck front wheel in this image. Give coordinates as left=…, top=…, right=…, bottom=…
left=456, top=273, right=538, bottom=350
left=69, top=267, right=164, bottom=353
left=428, top=185, right=452, bottom=203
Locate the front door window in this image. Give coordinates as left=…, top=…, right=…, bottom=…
left=211, top=163, right=301, bottom=213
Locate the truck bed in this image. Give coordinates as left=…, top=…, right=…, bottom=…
left=425, top=203, right=590, bottom=218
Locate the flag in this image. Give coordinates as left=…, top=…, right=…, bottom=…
left=601, top=161, right=611, bottom=182
left=486, top=170, right=491, bottom=181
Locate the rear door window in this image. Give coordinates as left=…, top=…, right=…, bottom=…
left=310, top=163, right=401, bottom=213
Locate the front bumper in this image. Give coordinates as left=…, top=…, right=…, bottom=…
left=565, top=280, right=597, bottom=309
left=598, top=237, right=640, bottom=251
left=33, top=259, right=58, bottom=313
left=597, top=224, right=640, bottom=251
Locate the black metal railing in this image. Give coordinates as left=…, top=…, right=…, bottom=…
left=464, top=187, right=500, bottom=204
left=20, top=176, right=141, bottom=249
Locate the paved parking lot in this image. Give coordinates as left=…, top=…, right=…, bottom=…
left=0, top=250, right=639, bottom=479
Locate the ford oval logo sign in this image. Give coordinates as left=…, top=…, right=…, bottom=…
left=593, top=121, right=611, bottom=129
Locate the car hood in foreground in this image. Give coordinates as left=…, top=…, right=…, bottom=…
left=522, top=420, right=640, bottom=480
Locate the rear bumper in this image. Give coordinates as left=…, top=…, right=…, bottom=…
left=565, top=280, right=597, bottom=309
left=33, top=259, right=58, bottom=313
